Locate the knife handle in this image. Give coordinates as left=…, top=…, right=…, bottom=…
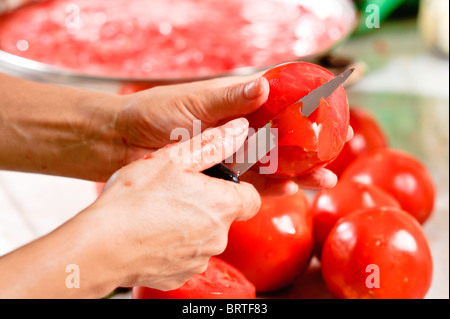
left=202, top=163, right=240, bottom=183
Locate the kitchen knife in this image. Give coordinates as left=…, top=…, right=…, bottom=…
left=202, top=68, right=354, bottom=183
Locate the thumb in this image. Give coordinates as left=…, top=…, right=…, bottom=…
left=166, top=118, right=249, bottom=172
left=193, top=76, right=270, bottom=124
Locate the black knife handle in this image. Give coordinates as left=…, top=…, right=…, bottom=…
left=202, top=163, right=240, bottom=183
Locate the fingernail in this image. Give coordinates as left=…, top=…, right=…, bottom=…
left=323, top=171, right=338, bottom=188
left=346, top=126, right=354, bottom=142
left=286, top=181, right=299, bottom=195
left=244, top=78, right=263, bottom=100
left=224, top=118, right=249, bottom=136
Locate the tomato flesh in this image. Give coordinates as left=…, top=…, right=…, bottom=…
left=132, top=257, right=255, bottom=299
left=246, top=62, right=349, bottom=176
left=321, top=207, right=433, bottom=299
left=219, top=190, right=313, bottom=293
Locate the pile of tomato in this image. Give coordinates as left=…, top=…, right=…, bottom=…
left=101, top=62, right=435, bottom=299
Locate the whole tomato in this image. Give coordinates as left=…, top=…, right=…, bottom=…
left=132, top=257, right=255, bottom=299
left=341, top=148, right=435, bottom=224
left=326, top=107, right=388, bottom=177
left=321, top=207, right=433, bottom=299
left=219, top=189, right=313, bottom=293
left=245, top=62, right=349, bottom=177
left=311, top=180, right=400, bottom=258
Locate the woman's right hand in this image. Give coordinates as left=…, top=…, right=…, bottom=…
left=83, top=117, right=261, bottom=291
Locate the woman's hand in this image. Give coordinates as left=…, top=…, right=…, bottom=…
left=88, top=118, right=261, bottom=291
left=0, top=118, right=261, bottom=298
left=0, top=73, right=351, bottom=191
left=116, top=75, right=353, bottom=193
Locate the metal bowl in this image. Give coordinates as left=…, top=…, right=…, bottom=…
left=0, top=0, right=358, bottom=93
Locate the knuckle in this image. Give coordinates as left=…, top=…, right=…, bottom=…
left=230, top=183, right=249, bottom=213
left=234, top=183, right=261, bottom=220
left=226, top=86, right=237, bottom=106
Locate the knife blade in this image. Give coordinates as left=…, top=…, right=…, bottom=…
left=202, top=67, right=354, bottom=183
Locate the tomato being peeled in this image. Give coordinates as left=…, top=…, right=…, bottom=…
left=341, top=148, right=435, bottom=224
left=321, top=207, right=433, bottom=299
left=311, top=180, right=400, bottom=258
left=132, top=257, right=255, bottom=299
left=326, top=107, right=388, bottom=177
left=219, top=190, right=313, bottom=293
left=245, top=62, right=349, bottom=177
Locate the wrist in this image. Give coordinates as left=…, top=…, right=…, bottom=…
left=0, top=74, right=129, bottom=181
left=0, top=207, right=121, bottom=298
left=64, top=207, right=125, bottom=297
left=75, top=91, right=129, bottom=181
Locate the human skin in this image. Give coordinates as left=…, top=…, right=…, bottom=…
left=0, top=73, right=347, bottom=192
left=0, top=73, right=352, bottom=298
left=0, top=118, right=262, bottom=298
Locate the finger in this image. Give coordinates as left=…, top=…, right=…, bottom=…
left=189, top=75, right=270, bottom=124
left=231, top=181, right=262, bottom=222
left=346, top=125, right=354, bottom=142
left=165, top=118, right=249, bottom=172
left=292, top=168, right=338, bottom=190
left=240, top=170, right=299, bottom=197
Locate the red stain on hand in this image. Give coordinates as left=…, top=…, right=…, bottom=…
left=163, top=142, right=178, bottom=149
left=144, top=154, right=153, bottom=160
left=124, top=181, right=132, bottom=187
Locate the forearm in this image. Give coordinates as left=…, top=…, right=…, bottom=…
left=0, top=73, right=126, bottom=181
left=0, top=209, right=120, bottom=298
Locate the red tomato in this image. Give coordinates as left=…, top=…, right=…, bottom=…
left=326, top=107, right=388, bottom=177
left=219, top=190, right=313, bottom=293
left=245, top=62, right=349, bottom=177
left=341, top=148, right=435, bottom=224
left=311, top=180, right=400, bottom=258
left=132, top=257, right=255, bottom=299
left=321, top=207, right=433, bottom=299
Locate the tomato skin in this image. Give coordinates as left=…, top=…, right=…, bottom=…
left=341, top=148, right=435, bottom=224
left=132, top=257, right=255, bottom=299
left=219, top=190, right=313, bottom=293
left=321, top=207, right=433, bottom=299
left=311, top=180, right=400, bottom=258
left=326, top=107, right=388, bottom=177
left=245, top=62, right=349, bottom=177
